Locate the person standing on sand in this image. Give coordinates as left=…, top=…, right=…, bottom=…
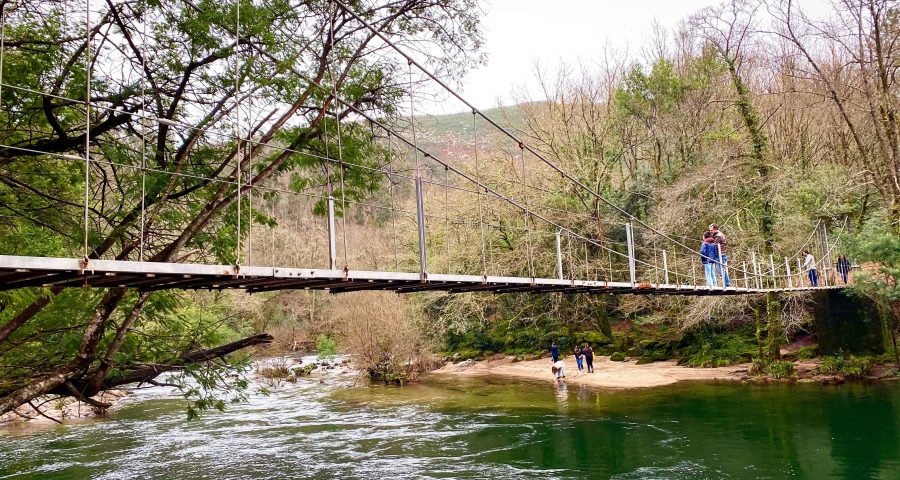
left=551, top=360, right=566, bottom=380
left=574, top=346, right=584, bottom=372
left=582, top=344, right=594, bottom=373
left=550, top=341, right=559, bottom=363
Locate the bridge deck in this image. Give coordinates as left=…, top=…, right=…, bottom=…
left=0, top=255, right=842, bottom=295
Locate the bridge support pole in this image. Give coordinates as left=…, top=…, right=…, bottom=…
left=785, top=257, right=793, bottom=288
left=751, top=251, right=759, bottom=289
left=555, top=231, right=564, bottom=280
left=797, top=258, right=803, bottom=288
left=819, top=223, right=831, bottom=287
left=327, top=195, right=337, bottom=270
left=625, top=223, right=636, bottom=286
left=769, top=254, right=777, bottom=289
left=415, top=175, right=428, bottom=281
left=662, top=250, right=669, bottom=285
left=743, top=261, right=749, bottom=289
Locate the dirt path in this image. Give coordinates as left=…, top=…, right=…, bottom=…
left=433, top=356, right=748, bottom=388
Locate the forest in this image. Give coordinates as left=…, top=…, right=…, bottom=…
left=0, top=0, right=899, bottom=418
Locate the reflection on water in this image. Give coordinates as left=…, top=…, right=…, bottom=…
left=1, top=375, right=899, bottom=479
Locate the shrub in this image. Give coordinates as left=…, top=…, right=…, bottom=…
left=816, top=355, right=873, bottom=378
left=610, top=352, right=626, bottom=362
left=677, top=328, right=756, bottom=368
left=843, top=356, right=874, bottom=378
left=748, top=358, right=768, bottom=376
left=258, top=358, right=292, bottom=379
left=316, top=335, right=337, bottom=359
left=292, top=364, right=315, bottom=377
left=796, top=345, right=818, bottom=360
left=767, top=360, right=795, bottom=379
left=336, top=292, right=436, bottom=384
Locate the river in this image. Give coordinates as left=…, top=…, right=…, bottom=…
left=1, top=374, right=899, bottom=479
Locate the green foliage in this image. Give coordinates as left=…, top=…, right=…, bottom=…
left=845, top=222, right=900, bottom=308
left=316, top=335, right=337, bottom=359
left=767, top=360, right=796, bottom=379
left=292, top=364, right=316, bottom=377
left=610, top=352, right=627, bottom=362
left=678, top=327, right=757, bottom=367
left=796, top=345, right=819, bottom=360
left=748, top=359, right=795, bottom=378
left=615, top=59, right=689, bottom=119
left=816, top=354, right=874, bottom=378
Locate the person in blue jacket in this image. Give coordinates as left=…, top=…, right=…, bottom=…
left=700, top=232, right=719, bottom=287
left=550, top=341, right=559, bottom=363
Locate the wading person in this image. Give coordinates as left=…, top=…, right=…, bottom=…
left=709, top=224, right=731, bottom=287
left=700, top=232, right=719, bottom=287
left=582, top=344, right=594, bottom=373
left=803, top=250, right=818, bottom=287
left=836, top=255, right=850, bottom=284
left=550, top=341, right=559, bottom=363
left=574, top=345, right=584, bottom=372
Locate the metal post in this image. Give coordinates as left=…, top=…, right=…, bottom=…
left=691, top=256, right=697, bottom=286
left=555, top=230, right=564, bottom=280
left=769, top=254, right=776, bottom=289
left=785, top=257, right=793, bottom=288
left=819, top=223, right=832, bottom=287
left=716, top=243, right=725, bottom=289
left=751, top=251, right=758, bottom=289
left=743, top=261, right=749, bottom=289
left=662, top=250, right=669, bottom=285
left=327, top=195, right=337, bottom=270
left=415, top=175, right=428, bottom=280
left=625, top=223, right=636, bottom=286
left=797, top=258, right=803, bottom=288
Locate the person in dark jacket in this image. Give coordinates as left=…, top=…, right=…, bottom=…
left=700, top=232, right=719, bottom=287
left=836, top=255, right=851, bottom=284
left=582, top=344, right=594, bottom=373
left=550, top=342, right=559, bottom=363
left=574, top=346, right=584, bottom=372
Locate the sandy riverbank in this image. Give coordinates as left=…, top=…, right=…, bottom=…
left=433, top=356, right=750, bottom=388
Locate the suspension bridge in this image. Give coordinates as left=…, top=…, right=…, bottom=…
left=0, top=1, right=848, bottom=297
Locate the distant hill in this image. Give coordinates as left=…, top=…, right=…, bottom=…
left=412, top=105, right=526, bottom=163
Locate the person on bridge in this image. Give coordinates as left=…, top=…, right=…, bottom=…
left=700, top=232, right=719, bottom=287
left=550, top=341, right=559, bottom=363
left=574, top=345, right=584, bottom=372
left=582, top=344, right=594, bottom=373
left=836, top=255, right=851, bottom=284
left=803, top=250, right=819, bottom=287
left=709, top=224, right=731, bottom=287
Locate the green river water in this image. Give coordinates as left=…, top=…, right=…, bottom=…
left=1, top=375, right=899, bottom=479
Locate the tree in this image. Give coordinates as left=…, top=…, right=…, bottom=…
left=770, top=0, right=900, bottom=235
left=0, top=0, right=483, bottom=415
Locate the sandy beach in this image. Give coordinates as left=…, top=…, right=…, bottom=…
left=433, top=356, right=749, bottom=388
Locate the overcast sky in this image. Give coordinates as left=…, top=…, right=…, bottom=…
left=422, top=0, right=829, bottom=114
